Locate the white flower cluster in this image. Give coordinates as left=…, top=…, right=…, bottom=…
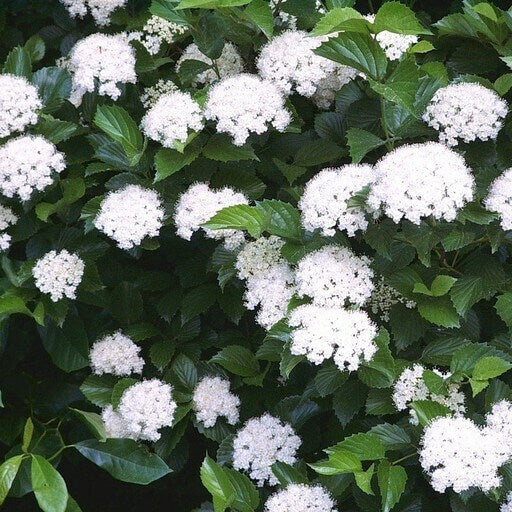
left=484, top=167, right=512, bottom=231
left=141, top=91, right=203, bottom=149
left=130, top=15, right=187, bottom=55
left=176, top=42, right=244, bottom=86
left=289, top=304, right=377, bottom=371
left=264, top=484, right=337, bottom=512
left=299, top=164, right=375, bottom=237
left=192, top=376, right=240, bottom=428
left=423, top=83, right=508, bottom=146
left=69, top=33, right=137, bottom=105
left=89, top=331, right=144, bottom=376
left=60, top=0, right=126, bottom=26
left=485, top=400, right=512, bottom=454
left=295, top=245, right=374, bottom=308
left=0, top=205, right=17, bottom=251
left=365, top=15, right=418, bottom=60
left=312, top=65, right=358, bottom=109
left=235, top=236, right=285, bottom=280
left=204, top=74, right=291, bottom=146
left=140, top=79, right=178, bottom=108
left=367, top=142, right=474, bottom=224
left=233, top=413, right=301, bottom=486
left=0, top=74, right=41, bottom=138
left=94, top=185, right=164, bottom=250
left=32, top=250, right=84, bottom=301
left=174, top=183, right=249, bottom=249
left=367, top=276, right=415, bottom=322
left=0, top=135, right=66, bottom=202
left=102, top=379, right=176, bottom=442
left=502, top=493, right=512, bottom=512
left=392, top=364, right=465, bottom=425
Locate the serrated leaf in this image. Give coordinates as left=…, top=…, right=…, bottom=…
left=154, top=145, right=200, bottom=182
left=377, top=460, right=407, bottom=512
left=347, top=128, right=386, bottom=163
left=409, top=400, right=451, bottom=427
left=211, top=345, right=260, bottom=377
left=373, top=1, right=431, bottom=35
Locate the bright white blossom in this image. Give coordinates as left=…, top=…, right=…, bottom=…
left=484, top=167, right=512, bottom=231
left=141, top=91, right=203, bottom=149
left=103, top=379, right=176, bottom=442
left=367, top=276, right=415, bottom=322
left=420, top=415, right=510, bottom=493
left=68, top=33, right=136, bottom=105
left=392, top=364, right=465, bottom=425
left=0, top=74, right=41, bottom=138
left=299, top=164, right=375, bottom=237
left=289, top=304, right=377, bottom=371
left=89, top=331, right=144, bottom=376
left=174, top=183, right=249, bottom=249
left=485, top=400, right=512, bottom=458
left=295, top=245, right=374, bottom=308
left=365, top=15, right=418, bottom=60
left=0, top=135, right=65, bottom=202
left=60, top=0, right=126, bottom=26
left=233, top=413, right=301, bottom=486
left=129, top=15, right=187, bottom=55
left=0, top=205, right=17, bottom=251
left=501, top=493, right=512, bottom=512
left=204, top=74, right=291, bottom=146
left=94, top=185, right=164, bottom=250
left=423, top=83, right=507, bottom=146
left=140, top=79, right=178, bottom=108
left=367, top=142, right=474, bottom=224
left=264, top=484, right=336, bottom=512
left=176, top=42, right=244, bottom=86
left=235, top=236, right=285, bottom=280
left=192, top=376, right=240, bottom=428
left=33, top=250, right=84, bottom=301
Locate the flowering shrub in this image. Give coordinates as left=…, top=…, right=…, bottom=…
left=3, top=1, right=512, bottom=511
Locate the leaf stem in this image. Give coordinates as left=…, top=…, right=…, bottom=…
left=392, top=452, right=417, bottom=465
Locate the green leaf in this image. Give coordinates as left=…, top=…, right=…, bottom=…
left=329, top=433, right=386, bottom=461
left=200, top=454, right=235, bottom=512
left=346, top=128, right=386, bottom=163
left=111, top=378, right=138, bottom=408
left=211, top=345, right=260, bottom=377
left=31, top=455, right=68, bottom=512
left=409, top=400, right=452, bottom=427
left=495, top=73, right=512, bottom=96
left=309, top=450, right=362, bottom=475
left=75, top=439, right=171, bottom=484
left=24, top=35, right=45, bottom=63
left=203, top=205, right=265, bottom=238
left=108, top=283, right=143, bottom=325
left=80, top=374, right=117, bottom=407
left=355, top=464, right=375, bottom=495
left=333, top=379, right=367, bottom=426
left=294, top=138, right=344, bottom=167
left=369, top=424, right=411, bottom=450
left=377, top=460, right=407, bottom=512
left=450, top=276, right=488, bottom=316
left=373, top=1, right=431, bottom=35
left=176, top=0, right=250, bottom=7
left=170, top=353, right=198, bottom=391
left=32, top=67, right=72, bottom=113
left=495, top=293, right=512, bottom=328
left=280, top=342, right=305, bottom=380
left=358, top=328, right=395, bottom=388
left=244, top=0, right=273, bottom=39
left=34, top=117, right=80, bottom=144
left=181, top=283, right=218, bottom=323
left=271, top=462, right=308, bottom=486
left=312, top=7, right=366, bottom=36
left=154, top=146, right=200, bottom=182
left=315, top=364, right=348, bottom=397
left=256, top=200, right=303, bottom=240
left=473, top=356, right=512, bottom=380
left=69, top=409, right=107, bottom=441
left=22, top=418, right=34, bottom=453
left=3, top=47, right=31, bottom=77
left=202, top=135, right=258, bottom=162
left=422, top=370, right=448, bottom=395
left=413, top=275, right=457, bottom=297
left=417, top=297, right=460, bottom=328
left=0, top=455, right=23, bottom=506
left=224, top=467, right=260, bottom=512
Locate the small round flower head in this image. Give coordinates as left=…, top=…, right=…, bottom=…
left=130, top=15, right=187, bottom=55
left=501, top=492, right=512, bottom=512
left=192, top=376, right=240, bottom=428
left=59, top=0, right=87, bottom=17
left=141, top=91, right=203, bottom=149
left=367, top=142, right=474, bottom=224
left=0, top=74, right=41, bottom=138
left=485, top=400, right=512, bottom=458
left=299, top=164, right=376, bottom=237
left=235, top=236, right=285, bottom=280
left=140, top=79, right=178, bottom=108
left=264, top=484, right=337, bottom=512
left=484, top=167, right=512, bottom=231
left=32, top=250, right=84, bottom=302
left=89, top=331, right=144, bottom=376
left=174, top=183, right=249, bottom=249
left=295, top=245, right=374, bottom=308
left=176, top=42, right=244, bottom=86
left=244, top=263, right=295, bottom=330
left=204, top=73, right=291, bottom=146
left=102, top=405, right=133, bottom=439
left=0, top=135, right=65, bottom=201
left=289, top=304, right=377, bottom=371
left=312, top=65, right=358, bottom=109
left=420, top=415, right=509, bottom=493
left=367, top=276, right=415, bottom=322
left=60, top=0, right=126, bottom=26
left=423, top=83, right=508, bottom=146
left=392, top=364, right=465, bottom=425
left=68, top=33, right=136, bottom=105
left=233, top=413, right=301, bottom=486
left=365, top=15, right=418, bottom=60
left=116, top=379, right=176, bottom=442
left=0, top=205, right=17, bottom=251
left=94, top=185, right=164, bottom=250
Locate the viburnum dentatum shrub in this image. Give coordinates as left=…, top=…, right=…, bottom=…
left=4, top=0, right=512, bottom=511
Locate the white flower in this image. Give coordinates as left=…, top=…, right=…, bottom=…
left=295, top=245, right=374, bottom=308
left=174, top=183, right=249, bottom=249
left=94, top=185, right=164, bottom=250
left=289, top=304, right=377, bottom=371
left=204, top=73, right=291, bottom=146
left=365, top=15, right=418, bottom=60
left=235, top=236, right=285, bottom=280
left=423, top=83, right=507, bottom=146
left=264, top=484, right=337, bottom=512
left=130, top=15, right=187, bottom=55
left=392, top=364, right=465, bottom=425
left=233, top=413, right=301, bottom=486
left=0, top=74, right=41, bottom=138
left=299, top=164, right=375, bottom=237
left=420, top=415, right=509, bottom=493
left=60, top=0, right=126, bottom=26
left=140, top=79, right=178, bottom=108
left=0, top=135, right=65, bottom=202
left=484, top=167, right=512, bottom=231
left=485, top=400, right=512, bottom=458
left=103, top=379, right=177, bottom=442
left=33, top=250, right=84, bottom=302
left=140, top=91, right=203, bottom=149
left=59, top=0, right=87, bottom=18
left=89, top=331, right=144, bottom=376
left=176, top=42, right=244, bottom=86
left=501, top=492, right=512, bottom=512
left=0, top=205, right=17, bottom=251
left=367, top=142, right=474, bottom=224
left=312, top=65, right=358, bottom=109
left=367, top=276, right=415, bottom=322
left=192, top=376, right=240, bottom=428
left=68, top=33, right=136, bottom=105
